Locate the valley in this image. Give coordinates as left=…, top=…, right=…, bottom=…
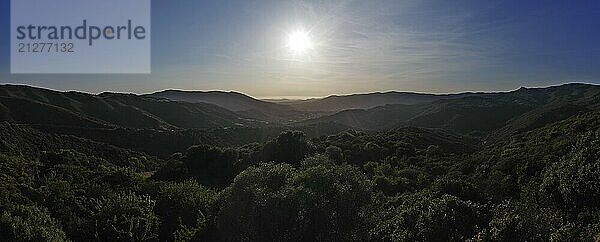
left=1, top=83, right=600, bottom=241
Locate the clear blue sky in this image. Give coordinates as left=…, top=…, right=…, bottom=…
left=1, top=0, right=599, bottom=98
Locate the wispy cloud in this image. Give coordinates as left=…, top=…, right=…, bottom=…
left=200, top=0, right=513, bottom=95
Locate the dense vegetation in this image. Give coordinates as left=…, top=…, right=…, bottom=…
left=1, top=84, right=600, bottom=241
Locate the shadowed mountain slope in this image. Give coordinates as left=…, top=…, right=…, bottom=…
left=285, top=91, right=479, bottom=112
left=299, top=84, right=600, bottom=134
left=147, top=90, right=308, bottom=122
left=0, top=85, right=254, bottom=129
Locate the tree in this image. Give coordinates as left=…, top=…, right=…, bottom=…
left=216, top=155, right=374, bottom=241
left=182, top=145, right=239, bottom=188
left=261, top=131, right=313, bottom=165
left=142, top=180, right=217, bottom=241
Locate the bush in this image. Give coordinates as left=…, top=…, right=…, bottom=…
left=0, top=204, right=67, bottom=241
left=372, top=193, right=485, bottom=241
left=541, top=132, right=600, bottom=209
left=89, top=193, right=159, bottom=241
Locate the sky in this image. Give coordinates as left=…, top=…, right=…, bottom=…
left=0, top=0, right=599, bottom=98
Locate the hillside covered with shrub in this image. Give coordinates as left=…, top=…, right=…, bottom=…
left=1, top=84, right=600, bottom=241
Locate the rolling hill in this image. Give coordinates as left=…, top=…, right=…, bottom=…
left=283, top=91, right=478, bottom=112
left=2, top=83, right=600, bottom=241
left=0, top=121, right=160, bottom=168
left=299, top=83, right=600, bottom=134
left=0, top=85, right=257, bottom=129
left=147, top=90, right=308, bottom=123
left=2, top=83, right=599, bottom=135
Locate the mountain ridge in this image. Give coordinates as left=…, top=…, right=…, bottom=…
left=298, top=83, right=600, bottom=134
left=1, top=83, right=598, bottom=134
left=146, top=89, right=308, bottom=122
left=0, top=85, right=257, bottom=130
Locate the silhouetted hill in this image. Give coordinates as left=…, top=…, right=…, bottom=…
left=0, top=85, right=257, bottom=129
left=298, top=95, right=537, bottom=132
left=486, top=84, right=600, bottom=139
left=2, top=83, right=598, bottom=134
left=300, top=83, right=600, bottom=134
left=297, top=104, right=425, bottom=130
left=98, top=92, right=250, bottom=128
left=285, top=91, right=478, bottom=112
left=0, top=95, right=110, bottom=128
left=147, top=90, right=307, bottom=122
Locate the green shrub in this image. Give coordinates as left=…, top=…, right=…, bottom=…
left=0, top=204, right=67, bottom=241
left=89, top=193, right=159, bottom=241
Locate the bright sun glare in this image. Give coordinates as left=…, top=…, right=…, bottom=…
left=287, top=30, right=313, bottom=54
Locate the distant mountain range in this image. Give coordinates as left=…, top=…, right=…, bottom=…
left=0, top=85, right=253, bottom=129
left=280, top=91, right=478, bottom=112
left=298, top=84, right=600, bottom=134
left=146, top=90, right=307, bottom=123
left=1, top=83, right=599, bottom=135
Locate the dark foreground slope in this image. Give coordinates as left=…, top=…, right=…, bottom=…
left=0, top=122, right=160, bottom=169
left=3, top=107, right=599, bottom=241
left=0, top=113, right=481, bottom=241
left=32, top=122, right=350, bottom=158
left=458, top=110, right=600, bottom=241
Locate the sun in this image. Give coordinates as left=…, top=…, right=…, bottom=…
left=287, top=30, right=313, bottom=54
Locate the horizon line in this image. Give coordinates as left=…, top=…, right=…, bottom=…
left=0, top=81, right=598, bottom=101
